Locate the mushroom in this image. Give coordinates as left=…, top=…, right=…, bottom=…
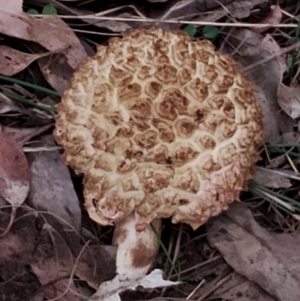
left=54, top=28, right=264, bottom=299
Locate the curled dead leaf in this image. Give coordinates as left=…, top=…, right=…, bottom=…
left=252, top=4, right=282, bottom=34
left=0, top=45, right=51, bottom=76
left=0, top=131, right=30, bottom=205
left=0, top=0, right=87, bottom=69
left=0, top=131, right=30, bottom=236
left=224, top=28, right=294, bottom=143
left=0, top=92, right=22, bottom=114
left=37, top=54, right=74, bottom=94
left=254, top=168, right=292, bottom=189
left=207, top=203, right=300, bottom=301
left=278, top=84, right=300, bottom=119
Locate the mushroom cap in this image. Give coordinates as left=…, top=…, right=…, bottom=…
left=54, top=28, right=263, bottom=230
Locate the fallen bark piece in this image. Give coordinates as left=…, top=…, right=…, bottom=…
left=207, top=203, right=300, bottom=301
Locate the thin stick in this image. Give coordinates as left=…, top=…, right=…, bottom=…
left=0, top=206, right=17, bottom=237
left=170, top=255, right=221, bottom=279
left=286, top=154, right=299, bottom=173
left=46, top=240, right=90, bottom=301
left=33, top=14, right=300, bottom=29
left=186, top=279, right=205, bottom=300
left=196, top=272, right=233, bottom=301
left=256, top=166, right=300, bottom=181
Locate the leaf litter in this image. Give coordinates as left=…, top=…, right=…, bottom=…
left=207, top=203, right=300, bottom=301
left=0, top=0, right=87, bottom=70
left=1, top=0, right=300, bottom=300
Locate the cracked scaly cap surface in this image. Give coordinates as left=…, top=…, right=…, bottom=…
left=54, top=28, right=263, bottom=230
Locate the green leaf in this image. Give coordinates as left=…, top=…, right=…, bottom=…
left=202, top=25, right=219, bottom=39
left=184, top=25, right=197, bottom=37
left=27, top=8, right=39, bottom=15
left=42, top=4, right=57, bottom=15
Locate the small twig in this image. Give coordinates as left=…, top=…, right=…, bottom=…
left=0, top=206, right=17, bottom=237
left=73, top=29, right=120, bottom=36
left=170, top=255, right=221, bottom=279
left=23, top=145, right=63, bottom=153
left=46, top=240, right=90, bottom=301
left=196, top=272, right=233, bottom=301
left=160, top=0, right=196, bottom=20
left=286, top=154, right=299, bottom=173
left=94, top=4, right=146, bottom=18
left=256, top=166, right=300, bottom=181
left=34, top=14, right=300, bottom=29
left=186, top=279, right=205, bottom=300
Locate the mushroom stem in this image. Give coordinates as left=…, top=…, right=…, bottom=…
left=112, top=213, right=162, bottom=281
left=88, top=214, right=179, bottom=301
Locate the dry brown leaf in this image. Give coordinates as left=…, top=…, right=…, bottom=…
left=28, top=0, right=91, bottom=15
left=190, top=0, right=268, bottom=24
left=26, top=135, right=81, bottom=230
left=30, top=227, right=84, bottom=301
left=260, top=34, right=287, bottom=74
left=207, top=203, right=300, bottom=301
left=37, top=54, right=74, bottom=94
left=1, top=124, right=53, bottom=145
left=230, top=1, right=253, bottom=18
left=74, top=245, right=117, bottom=289
left=224, top=28, right=294, bottom=143
left=0, top=92, right=23, bottom=114
left=0, top=133, right=29, bottom=188
left=230, top=31, right=286, bottom=74
left=240, top=55, right=285, bottom=143
left=0, top=45, right=52, bottom=76
left=254, top=168, right=292, bottom=189
left=0, top=211, right=116, bottom=299
left=278, top=84, right=300, bottom=119
left=28, top=0, right=132, bottom=33
left=211, top=272, right=276, bottom=301
left=0, top=262, right=42, bottom=300
left=0, top=131, right=30, bottom=236
left=252, top=4, right=282, bottom=34
left=0, top=0, right=87, bottom=70
left=240, top=33, right=287, bottom=75
left=282, top=131, right=300, bottom=144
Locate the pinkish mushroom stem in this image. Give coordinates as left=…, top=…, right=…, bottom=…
left=112, top=213, right=162, bottom=281
left=84, top=196, right=163, bottom=280
left=85, top=197, right=179, bottom=300
left=87, top=213, right=179, bottom=301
